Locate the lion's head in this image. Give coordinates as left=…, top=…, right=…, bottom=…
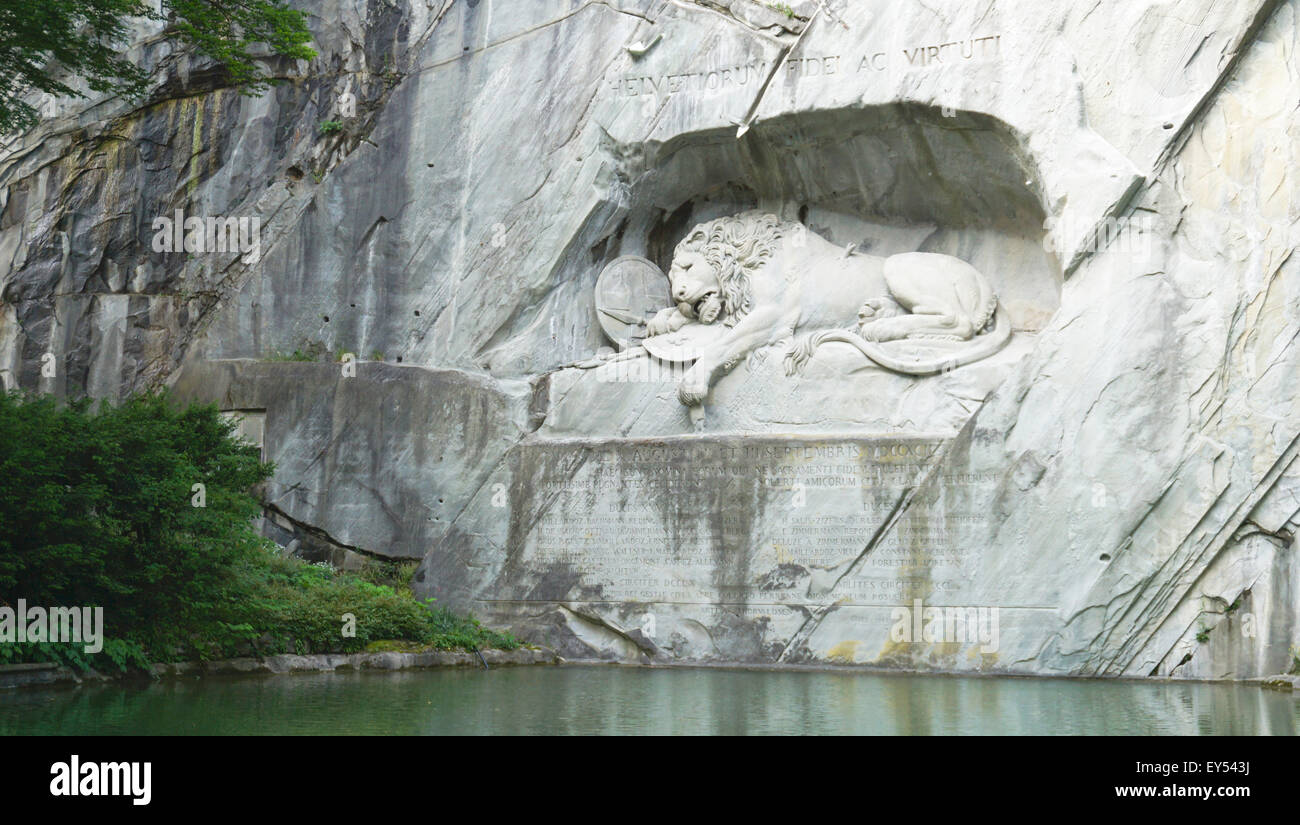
left=668, top=211, right=790, bottom=326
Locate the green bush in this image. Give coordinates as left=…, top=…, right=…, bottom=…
left=0, top=390, right=519, bottom=670
left=0, top=391, right=272, bottom=635
left=356, top=557, right=419, bottom=589
left=160, top=548, right=520, bottom=660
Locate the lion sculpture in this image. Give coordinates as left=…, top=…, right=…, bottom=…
left=643, top=211, right=1011, bottom=406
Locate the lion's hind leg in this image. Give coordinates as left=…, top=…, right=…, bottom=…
left=859, top=307, right=965, bottom=342
left=880, top=252, right=985, bottom=341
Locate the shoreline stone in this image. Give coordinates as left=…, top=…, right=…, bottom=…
left=3, top=653, right=1292, bottom=693
left=0, top=647, right=558, bottom=691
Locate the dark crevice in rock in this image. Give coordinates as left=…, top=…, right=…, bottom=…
left=262, top=500, right=393, bottom=566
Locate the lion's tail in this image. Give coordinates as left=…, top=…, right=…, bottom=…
left=785, top=306, right=1013, bottom=377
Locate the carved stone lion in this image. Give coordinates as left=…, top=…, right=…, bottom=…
left=644, top=211, right=1011, bottom=406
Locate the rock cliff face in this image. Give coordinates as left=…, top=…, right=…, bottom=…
left=3, top=0, right=1298, bottom=678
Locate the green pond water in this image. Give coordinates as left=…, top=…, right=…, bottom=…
left=3, top=666, right=1297, bottom=735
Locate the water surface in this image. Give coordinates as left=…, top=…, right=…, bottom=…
left=3, top=666, right=1296, bottom=735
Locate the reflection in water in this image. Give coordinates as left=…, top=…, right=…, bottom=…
left=2, top=666, right=1296, bottom=735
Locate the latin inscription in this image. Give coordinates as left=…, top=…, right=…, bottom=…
left=510, top=437, right=994, bottom=607
left=610, top=35, right=1002, bottom=99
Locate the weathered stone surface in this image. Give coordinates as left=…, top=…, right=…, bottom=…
left=3, top=1, right=1300, bottom=680
left=437, top=434, right=975, bottom=666
left=171, top=358, right=536, bottom=560
left=0, top=662, right=69, bottom=689
left=0, top=648, right=557, bottom=688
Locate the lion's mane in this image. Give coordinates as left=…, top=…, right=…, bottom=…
left=672, top=211, right=791, bottom=326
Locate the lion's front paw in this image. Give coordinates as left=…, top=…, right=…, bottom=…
left=859, top=319, right=888, bottom=342
left=858, top=298, right=885, bottom=321
left=646, top=307, right=683, bottom=337
left=858, top=297, right=902, bottom=325
left=677, top=373, right=710, bottom=406
left=860, top=317, right=909, bottom=342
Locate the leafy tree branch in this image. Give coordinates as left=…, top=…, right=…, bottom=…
left=0, top=0, right=315, bottom=135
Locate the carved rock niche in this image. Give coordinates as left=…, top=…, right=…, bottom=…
left=546, top=104, right=1061, bottom=438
